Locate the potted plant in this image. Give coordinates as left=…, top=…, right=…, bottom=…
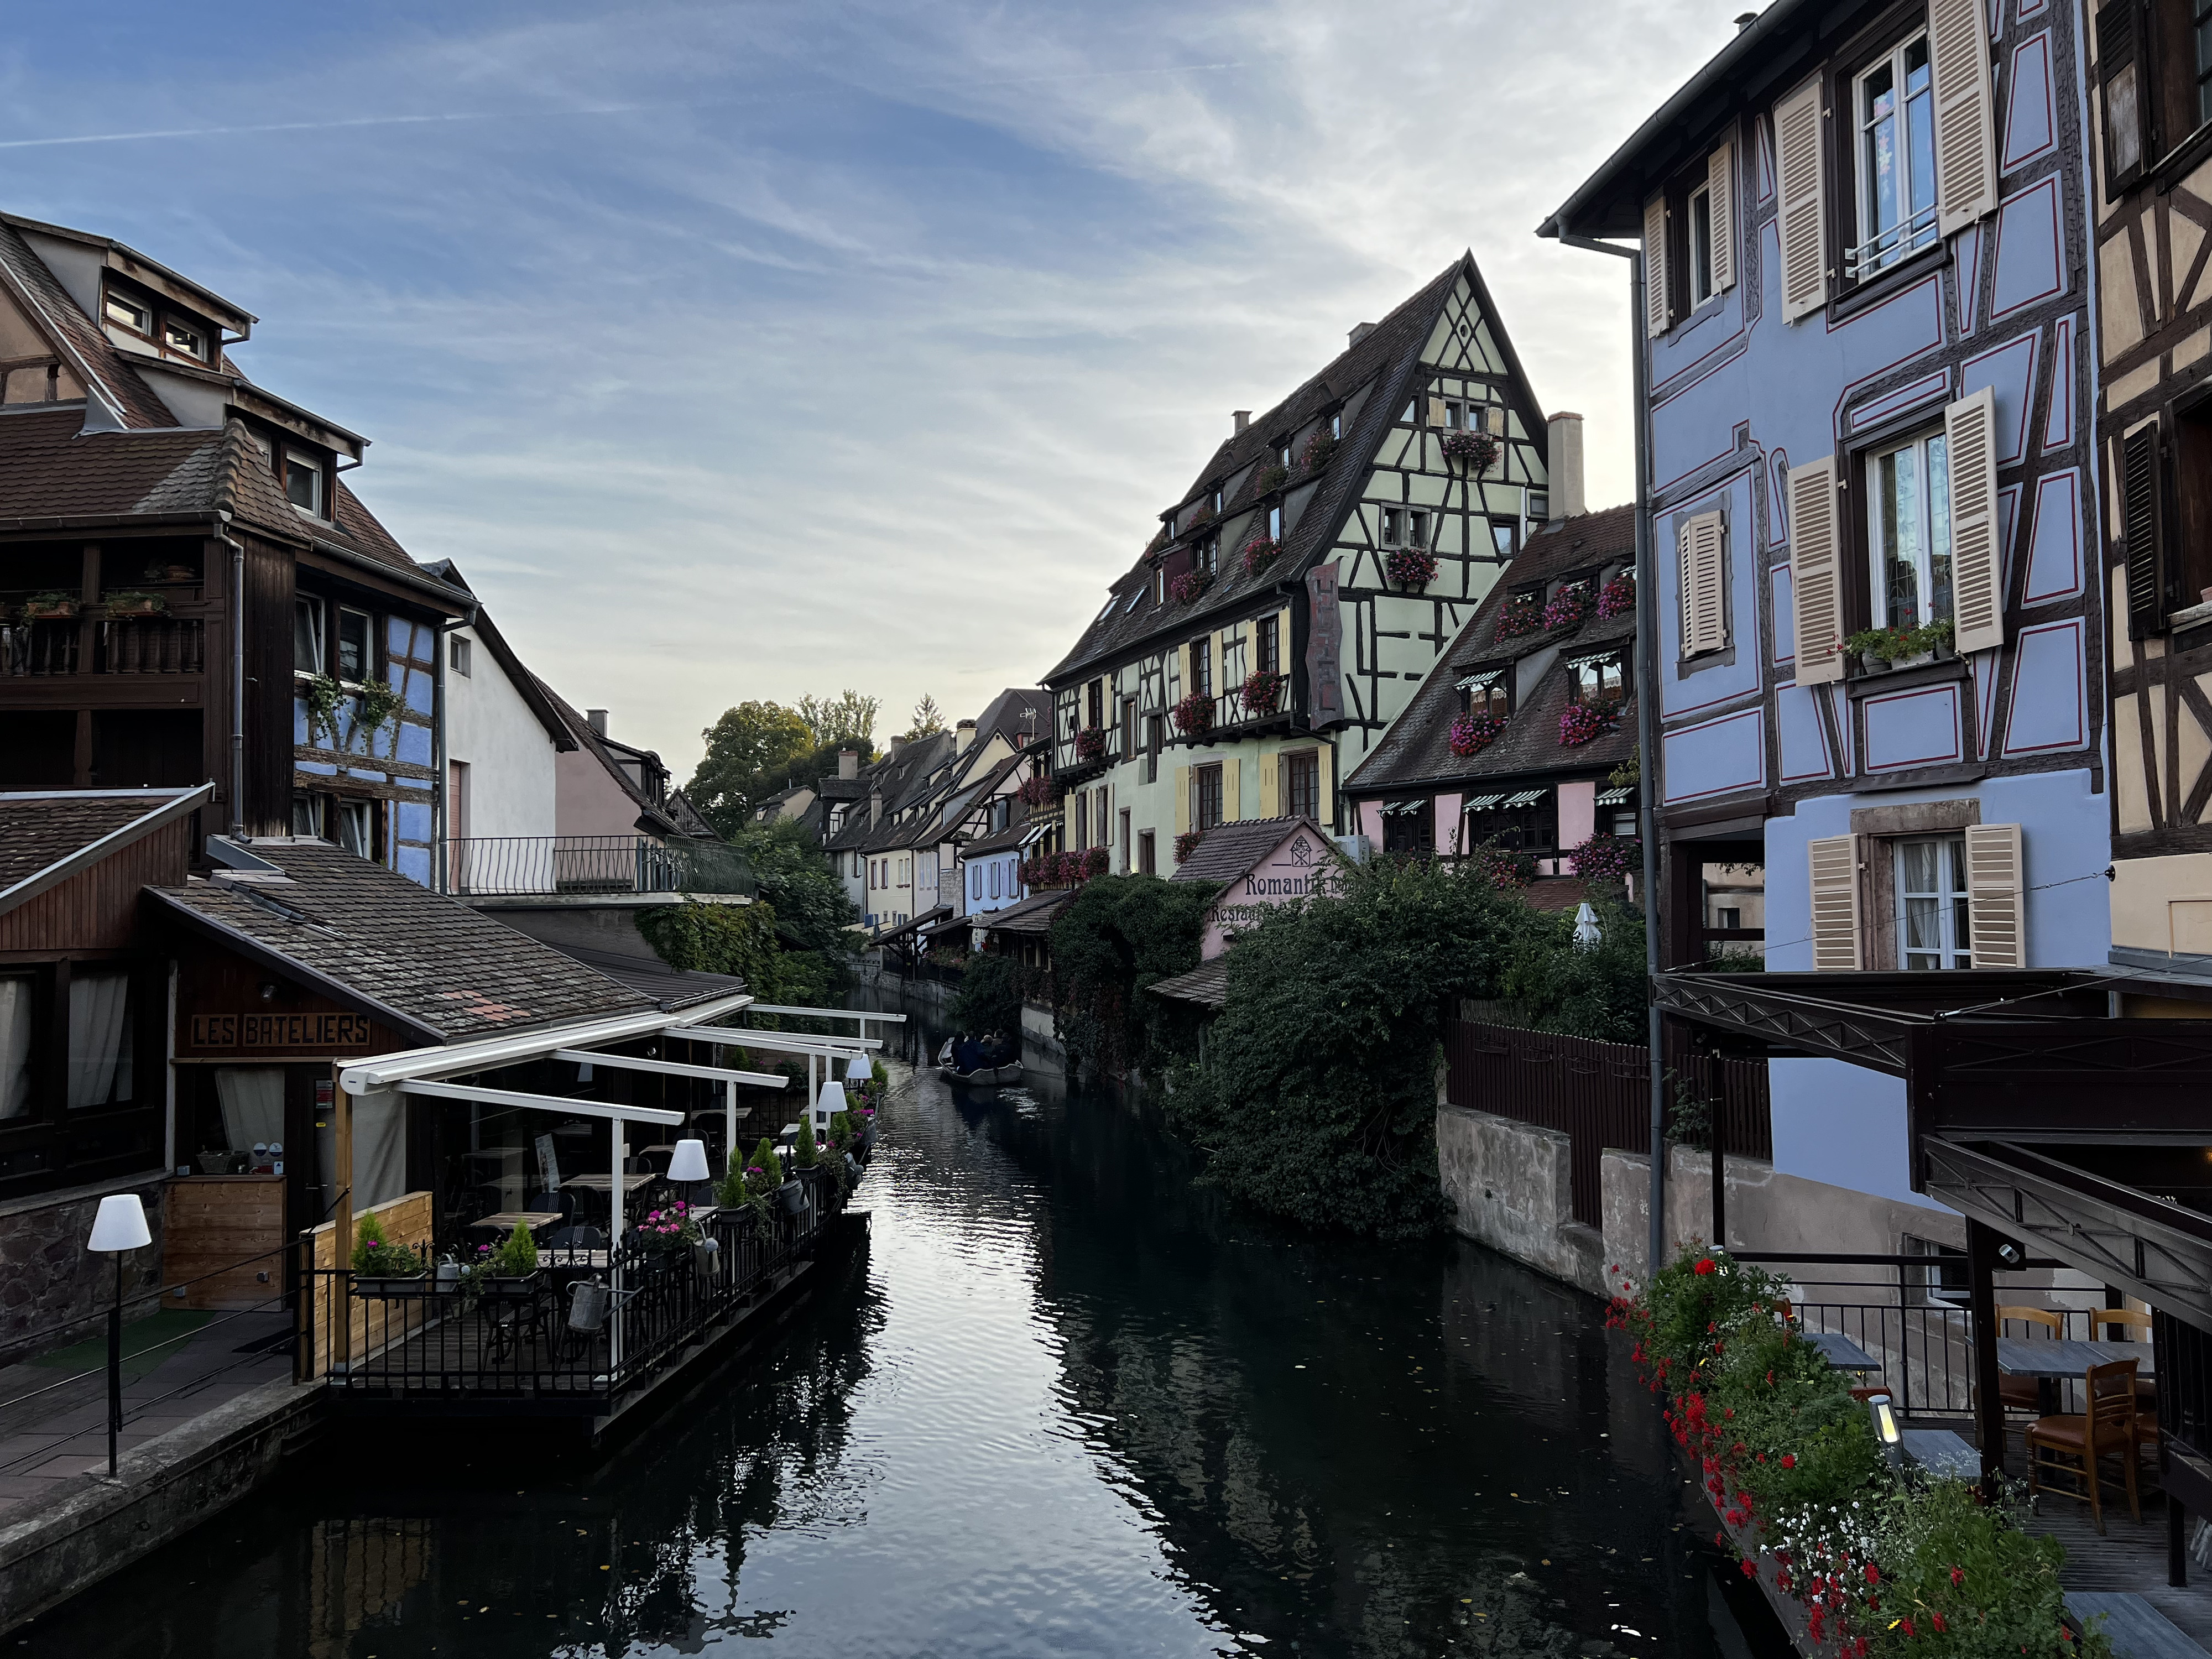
left=1493, top=591, right=1543, bottom=641
left=1241, top=535, right=1284, bottom=576
left=1172, top=690, right=1213, bottom=737
left=633, top=1200, right=703, bottom=1254
left=1168, top=567, right=1213, bottom=604
left=1241, top=669, right=1285, bottom=717
left=349, top=1212, right=428, bottom=1293
left=1845, top=618, right=1956, bottom=673
left=1301, top=429, right=1338, bottom=474
left=1439, top=430, right=1500, bottom=472
left=1558, top=701, right=1620, bottom=747
left=1595, top=571, right=1636, bottom=619
left=144, top=560, right=199, bottom=583
left=1250, top=461, right=1290, bottom=496
left=23, top=591, right=76, bottom=620
left=1385, top=549, right=1439, bottom=589
left=1543, top=581, right=1592, bottom=630
left=1174, top=828, right=1206, bottom=864
left=101, top=590, right=168, bottom=618
left=1448, top=711, right=1507, bottom=757
left=1183, top=500, right=1215, bottom=530
left=1074, top=727, right=1107, bottom=762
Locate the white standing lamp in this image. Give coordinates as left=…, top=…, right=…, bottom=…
left=87, top=1194, right=151, bottom=1478
left=845, top=1052, right=870, bottom=1084
left=669, top=1136, right=711, bottom=1211
left=814, top=1078, right=847, bottom=1139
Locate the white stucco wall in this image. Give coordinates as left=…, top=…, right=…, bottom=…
left=444, top=626, right=559, bottom=841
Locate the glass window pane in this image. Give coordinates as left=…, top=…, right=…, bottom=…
left=1901, top=839, right=1938, bottom=894
left=66, top=970, right=133, bottom=1109
left=1926, top=433, right=1952, bottom=624
left=294, top=598, right=322, bottom=674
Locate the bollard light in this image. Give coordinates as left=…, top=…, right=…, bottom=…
left=1866, top=1390, right=1903, bottom=1471
left=87, top=1194, right=150, bottom=1479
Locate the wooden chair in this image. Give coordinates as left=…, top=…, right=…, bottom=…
left=2027, top=1358, right=2141, bottom=1533
left=1994, top=1306, right=2063, bottom=1413
left=2092, top=1307, right=2154, bottom=1340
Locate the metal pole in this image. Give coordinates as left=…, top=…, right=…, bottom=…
left=610, top=1116, right=625, bottom=1375
left=107, top=1255, right=122, bottom=1478
left=724, top=1079, right=737, bottom=1183
left=1968, top=1218, right=2005, bottom=1499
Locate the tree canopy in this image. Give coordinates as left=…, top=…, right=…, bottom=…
left=688, top=701, right=813, bottom=838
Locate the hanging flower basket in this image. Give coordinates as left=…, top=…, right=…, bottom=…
left=1596, top=571, right=1636, bottom=619
left=1241, top=669, right=1284, bottom=717
left=1568, top=834, right=1640, bottom=880
left=1168, top=568, right=1213, bottom=605
left=1439, top=430, right=1500, bottom=472
left=1448, top=712, right=1507, bottom=757
left=1493, top=592, right=1542, bottom=641
left=1016, top=774, right=1055, bottom=808
left=1543, top=582, right=1592, bottom=630
left=1251, top=461, right=1289, bottom=496
left=1558, top=702, right=1620, bottom=747
left=1173, top=828, right=1206, bottom=865
left=1172, top=691, right=1214, bottom=737
left=1385, top=549, right=1439, bottom=589
left=1300, top=430, right=1338, bottom=475
left=1074, top=727, right=1107, bottom=762
left=1241, top=535, right=1284, bottom=576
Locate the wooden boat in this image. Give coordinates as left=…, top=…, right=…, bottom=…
left=936, top=1040, right=1021, bottom=1087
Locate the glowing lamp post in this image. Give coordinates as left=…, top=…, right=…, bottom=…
left=87, top=1193, right=151, bottom=1478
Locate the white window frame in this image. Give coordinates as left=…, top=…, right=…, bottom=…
left=337, top=799, right=375, bottom=860
left=285, top=448, right=326, bottom=518
left=163, top=318, right=208, bottom=361
left=1895, top=833, right=1971, bottom=969
left=294, top=596, right=325, bottom=677
left=103, top=289, right=150, bottom=335
left=1687, top=182, right=1716, bottom=305
left=1866, top=426, right=1953, bottom=633
left=449, top=635, right=473, bottom=677
left=1850, top=32, right=1941, bottom=277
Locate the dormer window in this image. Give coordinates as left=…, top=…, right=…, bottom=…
left=284, top=448, right=326, bottom=517
left=104, top=291, right=151, bottom=335
left=1457, top=668, right=1509, bottom=718
left=1568, top=648, right=1627, bottom=708
left=164, top=320, right=207, bottom=361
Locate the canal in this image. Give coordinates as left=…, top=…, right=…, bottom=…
left=22, top=1004, right=1786, bottom=1657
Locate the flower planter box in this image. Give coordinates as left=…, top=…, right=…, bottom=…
left=102, top=597, right=166, bottom=618
left=23, top=601, right=76, bottom=620
left=1857, top=643, right=1953, bottom=675
left=352, top=1274, right=437, bottom=1298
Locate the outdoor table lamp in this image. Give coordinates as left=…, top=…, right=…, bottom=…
left=669, top=1136, right=711, bottom=1213
left=845, top=1052, right=870, bottom=1084
left=87, top=1193, right=151, bottom=1479
left=815, top=1078, right=847, bottom=1136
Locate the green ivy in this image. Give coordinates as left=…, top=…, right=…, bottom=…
left=638, top=896, right=817, bottom=1004
left=1046, top=875, right=1213, bottom=1078
left=950, top=951, right=1026, bottom=1034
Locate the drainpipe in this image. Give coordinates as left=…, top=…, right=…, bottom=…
left=1556, top=231, right=1667, bottom=1280
left=217, top=518, right=247, bottom=838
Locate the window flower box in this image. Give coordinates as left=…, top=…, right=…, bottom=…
left=1241, top=535, right=1284, bottom=576
left=1172, top=691, right=1214, bottom=737
left=1558, top=702, right=1619, bottom=747
left=1174, top=828, right=1206, bottom=864
left=1250, top=461, right=1289, bottom=496
left=1543, top=582, right=1592, bottom=630
left=1240, top=669, right=1284, bottom=717
left=23, top=593, right=76, bottom=620
left=1385, top=549, right=1438, bottom=589
left=1448, top=712, right=1507, bottom=757
left=101, top=591, right=168, bottom=618
left=1493, top=592, right=1542, bottom=641
left=1300, top=430, right=1338, bottom=474
left=1074, top=727, right=1107, bottom=762
left=1845, top=619, right=1955, bottom=674
left=1439, top=430, right=1500, bottom=472
left=1595, top=571, right=1636, bottom=619
left=1016, top=774, right=1055, bottom=808
left=1567, top=834, right=1639, bottom=880
left=1168, top=568, right=1213, bottom=604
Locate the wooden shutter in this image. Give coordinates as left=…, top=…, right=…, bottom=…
left=1173, top=766, right=1191, bottom=836
left=1945, top=387, right=2004, bottom=653
left=1808, top=834, right=1864, bottom=972
left=2122, top=416, right=2168, bottom=638
left=1775, top=79, right=1828, bottom=322
left=1222, top=757, right=1241, bottom=822
left=2096, top=0, right=2151, bottom=196
left=1930, top=0, right=1999, bottom=235
left=1642, top=192, right=1671, bottom=337
left=1259, top=751, right=1280, bottom=818
left=1427, top=396, right=1449, bottom=427
left=1964, top=823, right=2025, bottom=968
left=1707, top=140, right=1736, bottom=295
left=1788, top=457, right=1845, bottom=684
left=1678, top=510, right=1728, bottom=656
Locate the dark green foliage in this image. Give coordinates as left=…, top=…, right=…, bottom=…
left=1166, top=857, right=1531, bottom=1238
left=950, top=950, right=1025, bottom=1035
left=637, top=832, right=856, bottom=1003
left=349, top=1212, right=421, bottom=1276
left=1047, top=875, right=1213, bottom=1077
left=1497, top=897, right=1649, bottom=1045
left=489, top=1223, right=538, bottom=1277
left=687, top=700, right=814, bottom=835
left=793, top=1117, right=818, bottom=1168
left=732, top=817, right=861, bottom=987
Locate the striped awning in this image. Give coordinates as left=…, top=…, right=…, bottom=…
left=1454, top=667, right=1504, bottom=691
left=1020, top=821, right=1053, bottom=847
left=1380, top=799, right=1428, bottom=817
left=1463, top=792, right=1509, bottom=812
left=1595, top=786, right=1632, bottom=806
left=1501, top=789, right=1547, bottom=808
left=1566, top=646, right=1625, bottom=669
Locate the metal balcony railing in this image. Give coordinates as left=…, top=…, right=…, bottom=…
left=444, top=835, right=755, bottom=898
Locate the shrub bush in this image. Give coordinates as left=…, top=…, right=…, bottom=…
left=351, top=1212, right=421, bottom=1277
left=952, top=949, right=1026, bottom=1032
left=1047, top=874, right=1213, bottom=1077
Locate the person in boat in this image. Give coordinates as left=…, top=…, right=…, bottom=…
left=982, top=1031, right=1016, bottom=1068
left=952, top=1034, right=983, bottom=1073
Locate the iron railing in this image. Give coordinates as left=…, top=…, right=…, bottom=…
left=0, top=617, right=79, bottom=676
left=442, top=834, right=754, bottom=898
left=310, top=1170, right=847, bottom=1407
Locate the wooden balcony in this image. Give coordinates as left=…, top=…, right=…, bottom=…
left=1, top=617, right=205, bottom=678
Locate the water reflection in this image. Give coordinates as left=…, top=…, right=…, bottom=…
left=22, top=999, right=1783, bottom=1658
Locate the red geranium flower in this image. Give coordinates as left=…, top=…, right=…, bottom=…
left=1693, top=1258, right=1716, bottom=1276
left=1780, top=1454, right=1796, bottom=1469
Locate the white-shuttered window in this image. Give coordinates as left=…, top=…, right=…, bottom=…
left=1867, top=427, right=1953, bottom=630
left=1678, top=511, right=1728, bottom=656
left=1896, top=834, right=1971, bottom=969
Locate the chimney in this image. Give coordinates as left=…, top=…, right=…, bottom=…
left=586, top=708, right=608, bottom=738
left=1734, top=9, right=1759, bottom=29
left=955, top=718, right=976, bottom=755
left=1545, top=412, right=1587, bottom=522
left=1233, top=410, right=1251, bottom=435
left=887, top=735, right=905, bottom=758
left=838, top=748, right=859, bottom=780
left=1348, top=322, right=1377, bottom=347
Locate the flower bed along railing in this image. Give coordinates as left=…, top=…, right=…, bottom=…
left=1558, top=702, right=1619, bottom=747
left=1494, top=592, right=1543, bottom=641
left=1448, top=711, right=1507, bottom=757
left=1018, top=847, right=1108, bottom=889
left=1240, top=670, right=1284, bottom=717
left=1609, top=1246, right=2106, bottom=1658
left=1172, top=690, right=1214, bottom=737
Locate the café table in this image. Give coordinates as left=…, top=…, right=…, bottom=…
left=1900, top=1428, right=1983, bottom=1480
left=471, top=1209, right=562, bottom=1235
left=1803, top=1331, right=1880, bottom=1372
left=1994, top=1338, right=2153, bottom=1413
left=561, top=1172, right=658, bottom=1197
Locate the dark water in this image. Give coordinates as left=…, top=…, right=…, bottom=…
left=21, top=1003, right=1786, bottom=1658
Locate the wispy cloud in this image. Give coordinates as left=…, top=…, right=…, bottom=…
left=1, top=0, right=1740, bottom=774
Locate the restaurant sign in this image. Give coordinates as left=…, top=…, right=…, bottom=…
left=1200, top=826, right=1339, bottom=958
left=186, top=1012, right=378, bottom=1052
left=176, top=952, right=394, bottom=1058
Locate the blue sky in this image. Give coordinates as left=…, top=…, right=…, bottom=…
left=2, top=0, right=1740, bottom=776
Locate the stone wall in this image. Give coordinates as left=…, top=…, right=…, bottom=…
left=0, top=1171, right=170, bottom=1366
left=1433, top=1104, right=1606, bottom=1296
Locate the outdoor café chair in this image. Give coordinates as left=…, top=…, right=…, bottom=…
left=2027, top=1357, right=2141, bottom=1533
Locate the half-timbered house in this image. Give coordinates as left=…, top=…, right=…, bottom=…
left=1042, top=255, right=1559, bottom=868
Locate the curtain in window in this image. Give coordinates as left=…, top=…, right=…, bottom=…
left=353, top=1089, right=408, bottom=1211
left=65, top=969, right=133, bottom=1109
left=214, top=1067, right=286, bottom=1151
left=0, top=978, right=31, bottom=1119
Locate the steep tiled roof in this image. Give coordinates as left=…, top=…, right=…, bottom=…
left=959, top=814, right=1046, bottom=858
left=149, top=839, right=653, bottom=1042
left=0, top=787, right=201, bottom=900
left=822, top=732, right=960, bottom=854
left=540, top=942, right=746, bottom=1011
left=1146, top=954, right=1230, bottom=1009
left=536, top=681, right=686, bottom=836
left=1046, top=257, right=1504, bottom=685
left=1168, top=816, right=1330, bottom=886
left=1346, top=506, right=1639, bottom=795
left=976, top=887, right=1074, bottom=935
left=973, top=688, right=1050, bottom=747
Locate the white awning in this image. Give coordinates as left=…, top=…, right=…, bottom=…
left=1454, top=668, right=1504, bottom=691
left=665, top=1025, right=879, bottom=1055
left=1380, top=799, right=1428, bottom=817
left=338, top=992, right=753, bottom=1093
left=1595, top=786, right=1632, bottom=806
left=1502, top=789, right=1548, bottom=807
left=1463, top=793, right=1509, bottom=811
left=397, top=1079, right=682, bottom=1127
left=550, top=1048, right=787, bottom=1088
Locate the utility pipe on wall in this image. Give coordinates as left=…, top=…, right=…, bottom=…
left=217, top=520, right=246, bottom=837
left=1554, top=231, right=1667, bottom=1280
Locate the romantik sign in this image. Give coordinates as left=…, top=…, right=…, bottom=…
left=1200, top=828, right=1338, bottom=957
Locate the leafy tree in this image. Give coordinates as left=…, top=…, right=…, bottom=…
left=907, top=693, right=946, bottom=737
left=950, top=950, right=1025, bottom=1034
left=1048, top=876, right=1214, bottom=1077
left=1498, top=896, right=1650, bottom=1045
left=797, top=690, right=880, bottom=753
left=687, top=701, right=813, bottom=837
